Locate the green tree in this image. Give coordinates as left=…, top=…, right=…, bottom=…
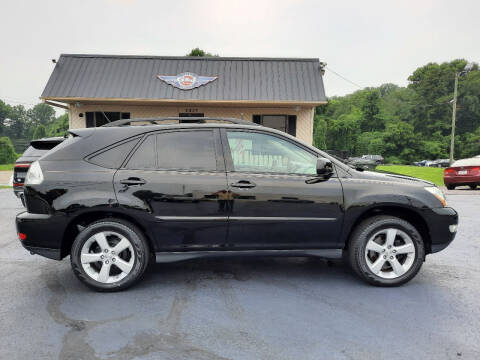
left=46, top=113, right=69, bottom=137
left=28, top=103, right=55, bottom=125
left=0, top=100, right=11, bottom=135
left=33, top=124, right=47, bottom=139
left=360, top=90, right=383, bottom=132
left=313, top=115, right=327, bottom=149
left=0, top=136, right=17, bottom=164
left=187, top=48, right=218, bottom=57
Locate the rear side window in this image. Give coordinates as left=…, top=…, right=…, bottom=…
left=88, top=138, right=140, bottom=169
left=127, top=135, right=156, bottom=169
left=126, top=130, right=217, bottom=171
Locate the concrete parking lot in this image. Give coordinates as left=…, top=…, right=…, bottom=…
left=0, top=189, right=479, bottom=360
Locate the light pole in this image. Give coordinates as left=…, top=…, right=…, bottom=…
left=449, top=63, right=473, bottom=165
left=449, top=72, right=459, bottom=165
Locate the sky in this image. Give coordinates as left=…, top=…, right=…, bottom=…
left=1, top=0, right=479, bottom=111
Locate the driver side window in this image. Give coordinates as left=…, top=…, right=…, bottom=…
left=226, top=131, right=317, bottom=175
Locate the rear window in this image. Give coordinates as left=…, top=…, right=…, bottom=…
left=21, top=146, right=47, bottom=158
left=88, top=138, right=140, bottom=169
left=126, top=130, right=217, bottom=171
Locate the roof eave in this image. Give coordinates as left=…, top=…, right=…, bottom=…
left=41, top=96, right=328, bottom=107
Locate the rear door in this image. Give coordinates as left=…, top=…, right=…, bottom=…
left=221, top=129, right=344, bottom=250
left=114, top=128, right=229, bottom=251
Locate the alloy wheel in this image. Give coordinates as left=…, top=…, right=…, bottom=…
left=80, top=231, right=135, bottom=283
left=364, top=228, right=416, bottom=279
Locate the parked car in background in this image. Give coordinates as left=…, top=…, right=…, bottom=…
left=16, top=117, right=458, bottom=291
left=413, top=160, right=435, bottom=167
left=362, top=154, right=384, bottom=164
left=444, top=157, right=480, bottom=190
left=13, top=137, right=64, bottom=204
left=346, top=156, right=377, bottom=170
left=431, top=159, right=450, bottom=168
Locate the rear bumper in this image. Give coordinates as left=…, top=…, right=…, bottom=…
left=444, top=175, right=480, bottom=185
left=423, top=207, right=458, bottom=254
left=16, top=211, right=67, bottom=260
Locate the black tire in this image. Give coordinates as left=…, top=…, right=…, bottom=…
left=446, top=184, right=455, bottom=190
left=70, top=218, right=151, bottom=292
left=347, top=215, right=425, bottom=287
left=469, top=184, right=477, bottom=190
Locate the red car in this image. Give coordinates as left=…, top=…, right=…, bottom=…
left=444, top=158, right=480, bottom=190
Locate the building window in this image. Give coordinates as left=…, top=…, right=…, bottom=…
left=179, top=112, right=204, bottom=123
left=252, top=115, right=297, bottom=137
left=85, top=112, right=130, bottom=127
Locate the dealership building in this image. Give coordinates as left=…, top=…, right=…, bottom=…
left=41, top=54, right=327, bottom=144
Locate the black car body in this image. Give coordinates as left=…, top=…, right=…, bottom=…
left=16, top=118, right=458, bottom=291
left=13, top=137, right=64, bottom=202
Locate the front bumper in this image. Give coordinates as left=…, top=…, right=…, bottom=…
left=16, top=211, right=67, bottom=260
left=423, top=207, right=458, bottom=253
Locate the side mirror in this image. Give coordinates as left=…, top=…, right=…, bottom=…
left=306, top=158, right=334, bottom=184
left=316, top=157, right=334, bottom=177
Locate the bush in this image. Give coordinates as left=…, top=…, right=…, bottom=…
left=0, top=137, right=18, bottom=164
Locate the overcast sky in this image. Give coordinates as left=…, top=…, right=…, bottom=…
left=1, top=0, right=479, bottom=111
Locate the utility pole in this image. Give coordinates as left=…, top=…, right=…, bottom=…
left=449, top=72, right=459, bottom=165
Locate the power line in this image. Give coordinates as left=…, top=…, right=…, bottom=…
left=325, top=66, right=363, bottom=89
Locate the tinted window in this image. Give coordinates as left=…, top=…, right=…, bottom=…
left=89, top=138, right=140, bottom=168
left=22, top=146, right=47, bottom=157
left=156, top=131, right=216, bottom=171
left=227, top=131, right=317, bottom=175
left=126, top=135, right=156, bottom=169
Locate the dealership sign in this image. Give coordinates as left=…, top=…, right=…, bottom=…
left=157, top=72, right=217, bottom=90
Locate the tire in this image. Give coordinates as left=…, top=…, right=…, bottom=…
left=469, top=184, right=477, bottom=190
left=347, top=215, right=425, bottom=287
left=70, top=218, right=151, bottom=292
left=446, top=184, right=455, bottom=190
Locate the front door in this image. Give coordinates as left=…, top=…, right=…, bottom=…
left=114, top=129, right=229, bottom=251
left=221, top=129, right=344, bottom=250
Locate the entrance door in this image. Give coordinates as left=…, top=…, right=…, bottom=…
left=114, top=129, right=229, bottom=251
left=221, top=129, right=344, bottom=250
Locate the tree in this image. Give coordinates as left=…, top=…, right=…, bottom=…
left=28, top=103, right=55, bottom=126
left=187, top=48, right=218, bottom=57
left=0, top=136, right=17, bottom=164
left=313, top=115, right=327, bottom=149
left=360, top=90, right=383, bottom=132
left=46, top=113, right=69, bottom=137
left=33, top=124, right=47, bottom=139
left=0, top=100, right=11, bottom=135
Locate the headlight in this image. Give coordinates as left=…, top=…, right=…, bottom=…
left=25, top=161, right=44, bottom=185
left=425, top=186, right=446, bottom=207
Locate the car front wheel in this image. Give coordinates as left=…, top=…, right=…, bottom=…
left=70, top=219, right=151, bottom=292
left=347, top=215, right=425, bottom=286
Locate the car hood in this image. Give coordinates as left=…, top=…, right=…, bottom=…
left=353, top=170, right=435, bottom=186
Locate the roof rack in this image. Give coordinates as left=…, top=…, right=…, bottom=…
left=101, top=117, right=260, bottom=127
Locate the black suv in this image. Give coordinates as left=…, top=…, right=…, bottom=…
left=16, top=118, right=458, bottom=291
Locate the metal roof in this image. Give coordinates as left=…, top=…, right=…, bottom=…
left=41, top=54, right=326, bottom=103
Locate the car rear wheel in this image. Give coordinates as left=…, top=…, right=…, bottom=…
left=446, top=184, right=455, bottom=190
left=469, top=184, right=477, bottom=190
left=70, top=219, right=150, bottom=292
left=347, top=215, right=425, bottom=286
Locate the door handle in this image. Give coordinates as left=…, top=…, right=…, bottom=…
left=230, top=180, right=256, bottom=189
left=120, top=177, right=147, bottom=186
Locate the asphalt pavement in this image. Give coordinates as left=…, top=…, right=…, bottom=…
left=0, top=189, right=479, bottom=360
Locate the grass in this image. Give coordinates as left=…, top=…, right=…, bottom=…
left=376, top=165, right=445, bottom=186
left=0, top=164, right=14, bottom=171
left=0, top=185, right=12, bottom=189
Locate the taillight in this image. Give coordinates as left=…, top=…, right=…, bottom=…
left=25, top=161, right=44, bottom=185
left=471, top=166, right=480, bottom=172
left=444, top=168, right=455, bottom=175
left=18, top=233, right=27, bottom=241
left=14, top=163, right=31, bottom=169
